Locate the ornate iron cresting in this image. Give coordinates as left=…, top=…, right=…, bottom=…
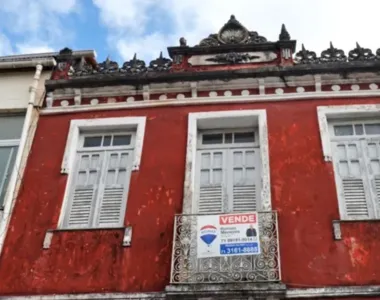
left=170, top=211, right=280, bottom=284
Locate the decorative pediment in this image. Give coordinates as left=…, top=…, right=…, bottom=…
left=198, top=15, right=267, bottom=47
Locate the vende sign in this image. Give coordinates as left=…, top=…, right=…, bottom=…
left=197, top=212, right=260, bottom=258
left=219, top=213, right=257, bottom=225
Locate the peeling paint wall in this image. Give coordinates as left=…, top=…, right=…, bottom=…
left=1, top=97, right=380, bottom=295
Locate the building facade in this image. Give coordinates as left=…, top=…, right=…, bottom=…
left=1, top=16, right=380, bottom=299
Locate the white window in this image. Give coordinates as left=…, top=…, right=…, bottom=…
left=329, top=120, right=380, bottom=219
left=196, top=129, right=261, bottom=214
left=59, top=117, right=146, bottom=229
left=0, top=115, right=24, bottom=209
left=63, top=132, right=134, bottom=228
left=318, top=104, right=380, bottom=220
left=184, top=110, right=271, bottom=214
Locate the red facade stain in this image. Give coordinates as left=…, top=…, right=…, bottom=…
left=2, top=97, right=380, bottom=295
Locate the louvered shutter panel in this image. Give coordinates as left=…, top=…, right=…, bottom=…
left=332, top=141, right=371, bottom=219
left=66, top=152, right=103, bottom=228
left=365, top=140, right=380, bottom=215
left=96, top=150, right=133, bottom=227
left=196, top=150, right=226, bottom=214
left=230, top=148, right=260, bottom=212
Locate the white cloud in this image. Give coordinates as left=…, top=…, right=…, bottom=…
left=93, top=0, right=155, bottom=33
left=0, top=33, right=13, bottom=56
left=16, top=44, right=55, bottom=55
left=117, top=33, right=175, bottom=61
left=0, top=0, right=79, bottom=55
left=93, top=0, right=380, bottom=62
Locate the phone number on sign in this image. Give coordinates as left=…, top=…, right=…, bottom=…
left=220, top=246, right=258, bottom=255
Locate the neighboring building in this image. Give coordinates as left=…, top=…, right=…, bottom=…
left=1, top=15, right=380, bottom=299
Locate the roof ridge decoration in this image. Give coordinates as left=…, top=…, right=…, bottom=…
left=98, top=56, right=119, bottom=73
left=149, top=51, right=172, bottom=71
left=279, top=24, right=290, bottom=41
left=295, top=43, right=380, bottom=64
left=319, top=42, right=347, bottom=63
left=295, top=44, right=318, bottom=64
left=121, top=54, right=147, bottom=74
left=348, top=42, right=376, bottom=61
left=197, top=15, right=268, bottom=47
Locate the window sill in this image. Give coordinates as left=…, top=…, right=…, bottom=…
left=43, top=226, right=132, bottom=249
left=332, top=219, right=380, bottom=240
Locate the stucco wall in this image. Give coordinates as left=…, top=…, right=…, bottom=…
left=1, top=97, right=380, bottom=295
left=0, top=70, right=51, bottom=110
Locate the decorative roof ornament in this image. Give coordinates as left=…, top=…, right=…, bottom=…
left=121, top=54, right=147, bottom=74
left=348, top=42, right=376, bottom=61
left=295, top=44, right=318, bottom=64
left=55, top=47, right=74, bottom=71
left=319, top=42, right=347, bottom=63
left=198, top=15, right=267, bottom=47
left=58, top=47, right=73, bottom=58
left=97, top=56, right=119, bottom=73
left=72, top=56, right=94, bottom=76
left=206, top=52, right=260, bottom=64
left=179, top=37, right=187, bottom=47
left=279, top=24, right=290, bottom=41
left=148, top=52, right=172, bottom=72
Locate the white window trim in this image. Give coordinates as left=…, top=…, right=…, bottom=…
left=58, top=116, right=146, bottom=228
left=317, top=104, right=380, bottom=162
left=61, top=117, right=146, bottom=174
left=183, top=110, right=271, bottom=214
left=318, top=104, right=380, bottom=220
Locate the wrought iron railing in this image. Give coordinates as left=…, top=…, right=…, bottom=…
left=170, top=211, right=280, bottom=284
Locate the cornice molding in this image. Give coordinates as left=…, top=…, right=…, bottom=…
left=41, top=89, right=380, bottom=115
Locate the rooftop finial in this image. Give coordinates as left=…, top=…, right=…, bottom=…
left=179, top=37, right=187, bottom=47
left=279, top=24, right=290, bottom=41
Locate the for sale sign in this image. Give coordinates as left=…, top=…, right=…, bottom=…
left=197, top=212, right=260, bottom=258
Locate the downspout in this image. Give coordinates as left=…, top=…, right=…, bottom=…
left=0, top=63, right=48, bottom=254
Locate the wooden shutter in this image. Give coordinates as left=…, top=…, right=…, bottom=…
left=230, top=148, right=260, bottom=212
left=66, top=152, right=103, bottom=228
left=332, top=141, right=371, bottom=219
left=364, top=140, right=380, bottom=215
left=196, top=150, right=227, bottom=214
left=96, top=150, right=133, bottom=227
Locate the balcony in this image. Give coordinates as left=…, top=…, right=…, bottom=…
left=170, top=211, right=281, bottom=284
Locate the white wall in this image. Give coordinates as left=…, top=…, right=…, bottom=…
left=0, top=71, right=51, bottom=110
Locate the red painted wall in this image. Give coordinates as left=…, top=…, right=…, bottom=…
left=1, top=97, right=380, bottom=295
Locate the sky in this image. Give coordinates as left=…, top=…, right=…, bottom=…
left=0, top=0, right=379, bottom=64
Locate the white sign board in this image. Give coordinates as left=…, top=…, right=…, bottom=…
left=197, top=212, right=260, bottom=258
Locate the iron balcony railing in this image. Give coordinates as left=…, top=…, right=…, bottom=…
left=170, top=211, right=281, bottom=284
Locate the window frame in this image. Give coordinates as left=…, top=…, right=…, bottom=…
left=183, top=110, right=271, bottom=214
left=197, top=128, right=259, bottom=150
left=0, top=113, right=25, bottom=209
left=318, top=104, right=380, bottom=220
left=58, top=116, right=146, bottom=229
